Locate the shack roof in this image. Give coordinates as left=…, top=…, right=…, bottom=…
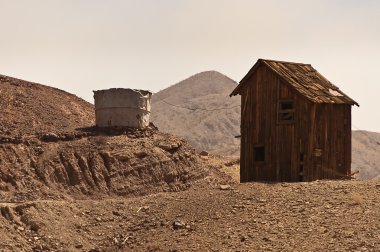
left=230, top=59, right=359, bottom=106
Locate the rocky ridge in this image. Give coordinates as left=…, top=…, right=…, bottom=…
left=0, top=74, right=232, bottom=202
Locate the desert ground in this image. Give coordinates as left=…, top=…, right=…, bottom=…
left=1, top=178, right=380, bottom=251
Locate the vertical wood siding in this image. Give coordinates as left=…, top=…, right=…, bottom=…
left=240, top=65, right=352, bottom=182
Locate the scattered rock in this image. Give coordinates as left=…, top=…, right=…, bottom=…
left=112, top=210, right=122, bottom=216
left=41, top=132, right=60, bottom=142
left=199, top=150, right=209, bottom=156
left=219, top=184, right=231, bottom=190
left=75, top=244, right=83, bottom=249
left=172, top=220, right=186, bottom=230
left=137, top=206, right=150, bottom=213
left=240, top=235, right=246, bottom=242
left=1, top=206, right=14, bottom=221
left=224, top=159, right=239, bottom=166
left=134, top=151, right=148, bottom=158
left=158, top=142, right=181, bottom=153
left=263, top=237, right=273, bottom=242
left=34, top=146, right=45, bottom=155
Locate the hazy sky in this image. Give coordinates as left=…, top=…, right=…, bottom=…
left=0, top=0, right=379, bottom=131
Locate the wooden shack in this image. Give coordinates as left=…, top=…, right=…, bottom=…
left=230, top=59, right=359, bottom=182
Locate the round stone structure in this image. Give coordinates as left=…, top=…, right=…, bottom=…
left=93, top=88, right=152, bottom=128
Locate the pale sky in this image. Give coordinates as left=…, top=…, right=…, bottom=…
left=0, top=0, right=379, bottom=131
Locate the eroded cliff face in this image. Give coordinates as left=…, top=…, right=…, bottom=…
left=0, top=126, right=231, bottom=202
left=0, top=74, right=232, bottom=201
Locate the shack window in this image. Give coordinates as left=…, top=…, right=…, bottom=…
left=278, top=100, right=295, bottom=123
left=254, top=146, right=265, bottom=162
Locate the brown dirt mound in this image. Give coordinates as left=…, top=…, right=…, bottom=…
left=0, top=74, right=94, bottom=136
left=0, top=75, right=233, bottom=201
left=0, top=125, right=231, bottom=202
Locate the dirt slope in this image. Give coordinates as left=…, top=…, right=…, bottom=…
left=151, top=71, right=241, bottom=156
left=1, top=180, right=379, bottom=251
left=0, top=74, right=94, bottom=136
left=0, top=74, right=232, bottom=202
left=0, top=127, right=231, bottom=202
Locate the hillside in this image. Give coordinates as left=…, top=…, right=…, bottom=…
left=151, top=71, right=380, bottom=180
left=0, top=74, right=94, bottom=136
left=151, top=71, right=241, bottom=156
left=0, top=74, right=232, bottom=201
left=352, top=130, right=380, bottom=179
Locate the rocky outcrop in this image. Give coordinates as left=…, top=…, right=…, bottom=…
left=0, top=127, right=231, bottom=201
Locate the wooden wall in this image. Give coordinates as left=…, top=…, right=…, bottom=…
left=240, top=65, right=352, bottom=182
left=310, top=104, right=351, bottom=180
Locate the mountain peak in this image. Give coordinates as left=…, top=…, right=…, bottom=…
left=151, top=70, right=241, bottom=156
left=152, top=71, right=238, bottom=103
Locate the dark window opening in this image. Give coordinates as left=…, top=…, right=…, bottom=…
left=254, top=146, right=265, bottom=162
left=300, top=153, right=305, bottom=162
left=279, top=112, right=294, bottom=121
left=278, top=100, right=295, bottom=123
left=280, top=101, right=293, bottom=110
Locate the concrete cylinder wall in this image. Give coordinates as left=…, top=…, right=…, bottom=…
left=93, top=88, right=152, bottom=128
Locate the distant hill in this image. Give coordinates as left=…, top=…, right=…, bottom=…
left=151, top=71, right=380, bottom=180
left=151, top=71, right=241, bottom=156
left=352, top=130, right=380, bottom=179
